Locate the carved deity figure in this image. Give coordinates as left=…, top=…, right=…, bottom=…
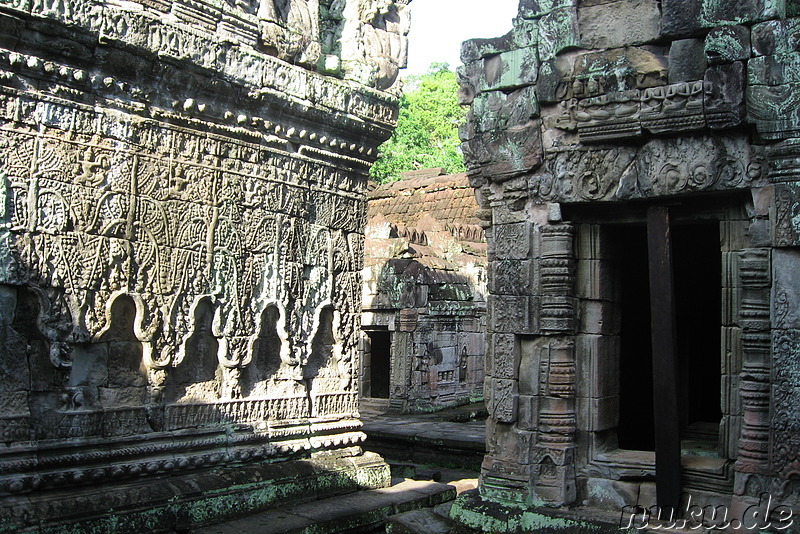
left=258, top=0, right=322, bottom=67
left=339, top=0, right=409, bottom=90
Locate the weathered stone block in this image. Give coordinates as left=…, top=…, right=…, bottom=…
left=576, top=334, right=621, bottom=399
left=723, top=373, right=743, bottom=419
left=575, top=90, right=643, bottom=143
left=492, top=333, right=520, bottom=379
left=580, top=300, right=621, bottom=335
left=471, top=91, right=506, bottom=133
left=518, top=337, right=543, bottom=395
left=669, top=39, right=707, bottom=83
left=482, top=47, right=539, bottom=92
left=464, top=122, right=545, bottom=179
left=749, top=218, right=772, bottom=247
left=487, top=378, right=519, bottom=423
left=748, top=54, right=800, bottom=90
left=461, top=32, right=515, bottom=63
left=573, top=47, right=667, bottom=96
left=585, top=478, right=640, bottom=510
left=722, top=326, right=744, bottom=378
left=536, top=58, right=571, bottom=103
left=701, top=0, right=784, bottom=29
left=513, top=18, right=540, bottom=49
left=705, top=61, right=746, bottom=129
left=773, top=182, right=800, bottom=247
left=457, top=61, right=482, bottom=106
left=531, top=463, right=576, bottom=505
left=635, top=136, right=767, bottom=199
left=491, top=259, right=533, bottom=296
left=637, top=482, right=657, bottom=507
left=538, top=8, right=579, bottom=61
left=752, top=18, right=800, bottom=57
left=590, top=396, right=619, bottom=431
left=661, top=0, right=702, bottom=37
left=575, top=259, right=615, bottom=300
left=540, top=296, right=576, bottom=334
left=750, top=82, right=800, bottom=140
left=494, top=223, right=532, bottom=259
left=773, top=249, right=800, bottom=329
left=518, top=0, right=575, bottom=19
left=0, top=318, right=28, bottom=393
left=705, top=25, right=751, bottom=64
left=490, top=295, right=540, bottom=335
left=766, top=139, right=800, bottom=184
left=579, top=0, right=661, bottom=50
left=69, top=344, right=110, bottom=389
left=518, top=394, right=539, bottom=431
left=504, top=86, right=541, bottom=126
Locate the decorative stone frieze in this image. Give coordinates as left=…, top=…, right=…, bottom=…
left=0, top=0, right=409, bottom=530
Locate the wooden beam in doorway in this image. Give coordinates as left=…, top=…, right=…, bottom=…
left=646, top=206, right=682, bottom=514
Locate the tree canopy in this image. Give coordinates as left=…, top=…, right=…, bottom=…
left=369, top=63, right=466, bottom=183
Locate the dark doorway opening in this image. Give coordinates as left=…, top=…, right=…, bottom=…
left=367, top=330, right=391, bottom=399
left=611, top=221, right=721, bottom=452
left=612, top=224, right=655, bottom=451
left=673, top=222, right=722, bottom=441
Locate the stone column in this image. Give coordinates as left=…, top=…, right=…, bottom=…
left=531, top=223, right=577, bottom=506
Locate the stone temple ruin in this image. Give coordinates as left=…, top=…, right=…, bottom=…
left=451, top=0, right=800, bottom=531
left=0, top=0, right=410, bottom=530
left=362, top=169, right=487, bottom=413
left=4, top=0, right=800, bottom=531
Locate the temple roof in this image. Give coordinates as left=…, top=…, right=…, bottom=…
left=367, top=171, right=481, bottom=229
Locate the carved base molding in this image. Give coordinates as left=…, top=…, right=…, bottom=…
left=0, top=446, right=389, bottom=533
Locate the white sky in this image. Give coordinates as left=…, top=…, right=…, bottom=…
left=403, top=0, right=519, bottom=76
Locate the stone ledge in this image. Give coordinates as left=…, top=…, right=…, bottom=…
left=450, top=489, right=633, bottom=534
left=3, top=450, right=390, bottom=534
left=191, top=478, right=457, bottom=534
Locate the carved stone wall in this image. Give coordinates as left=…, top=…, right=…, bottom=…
left=362, top=171, right=487, bottom=411
left=0, top=0, right=408, bottom=531
left=453, top=0, right=800, bottom=531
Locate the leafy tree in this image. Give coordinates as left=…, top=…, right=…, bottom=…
left=370, top=63, right=466, bottom=183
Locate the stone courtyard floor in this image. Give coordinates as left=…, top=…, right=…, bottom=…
left=188, top=402, right=486, bottom=533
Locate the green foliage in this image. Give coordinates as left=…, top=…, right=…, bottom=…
left=370, top=63, right=466, bottom=183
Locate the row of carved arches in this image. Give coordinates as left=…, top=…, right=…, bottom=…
left=1, top=287, right=342, bottom=413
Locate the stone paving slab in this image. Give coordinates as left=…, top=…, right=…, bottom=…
left=361, top=413, right=486, bottom=470
left=385, top=508, right=455, bottom=534
left=362, top=417, right=485, bottom=447
left=191, top=479, right=457, bottom=534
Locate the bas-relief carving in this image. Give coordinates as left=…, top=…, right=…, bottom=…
left=258, top=0, right=322, bottom=66
left=535, top=136, right=767, bottom=204
left=252, top=0, right=410, bottom=89
left=772, top=329, right=800, bottom=478
left=0, top=124, right=365, bottom=410
left=0, top=0, right=405, bottom=519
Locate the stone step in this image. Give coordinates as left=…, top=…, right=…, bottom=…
left=190, top=479, right=457, bottom=534
left=384, top=485, right=469, bottom=534
left=385, top=508, right=457, bottom=534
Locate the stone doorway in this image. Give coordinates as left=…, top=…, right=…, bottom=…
left=611, top=221, right=722, bottom=453
left=570, top=199, right=746, bottom=511
left=365, top=329, right=392, bottom=399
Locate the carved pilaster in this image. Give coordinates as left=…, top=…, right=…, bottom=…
left=735, top=249, right=772, bottom=474
left=540, top=224, right=576, bottom=334
left=532, top=223, right=577, bottom=506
